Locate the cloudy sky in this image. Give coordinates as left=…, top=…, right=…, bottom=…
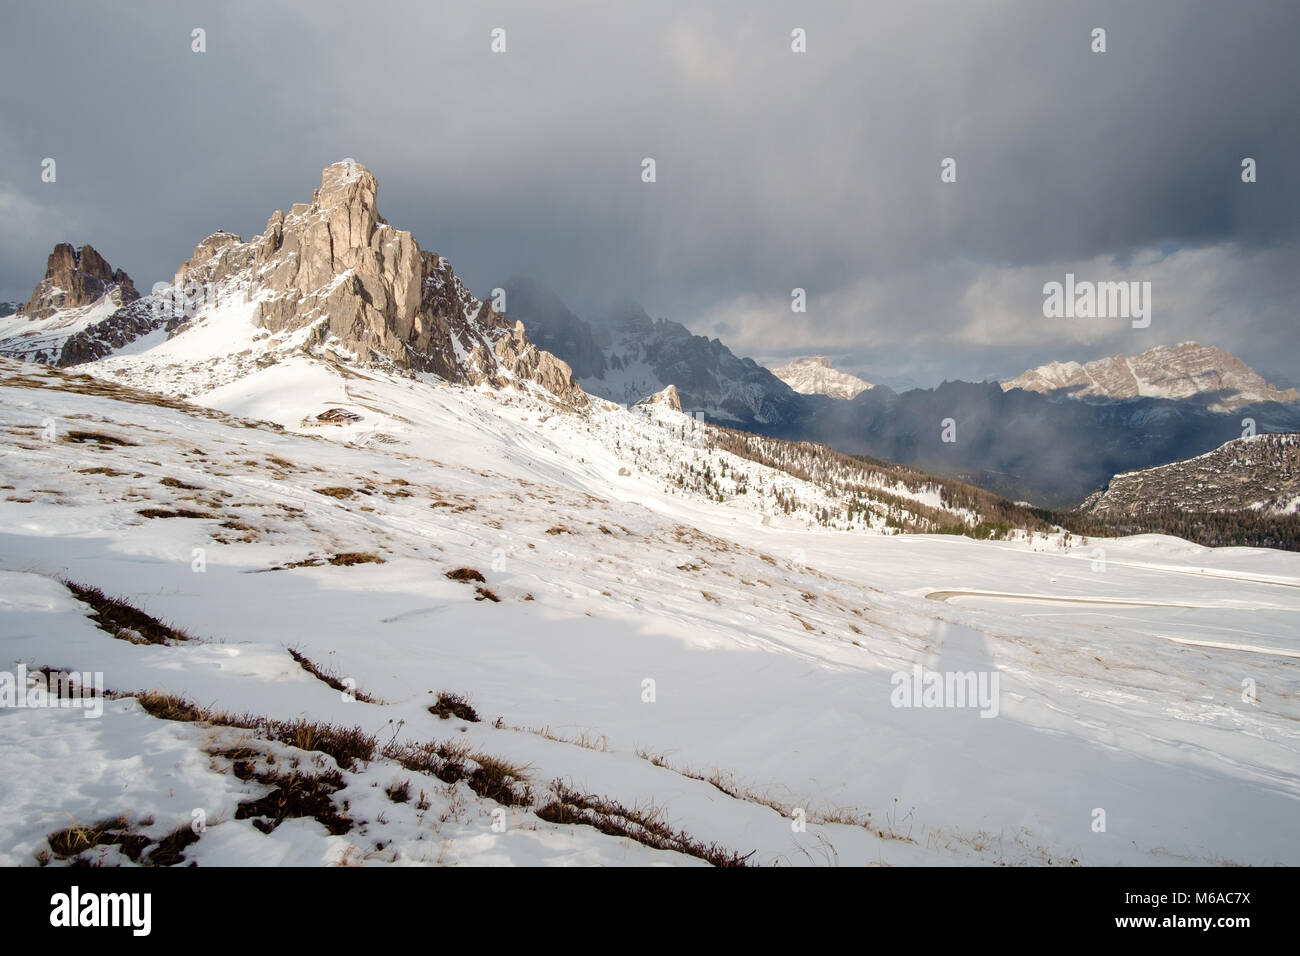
left=2, top=0, right=1296, bottom=389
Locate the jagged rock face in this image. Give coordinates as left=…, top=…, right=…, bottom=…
left=769, top=355, right=872, bottom=399
left=56, top=297, right=167, bottom=366
left=1081, top=433, right=1300, bottom=516
left=0, top=244, right=150, bottom=365
left=169, top=162, right=585, bottom=405
left=1003, top=343, right=1299, bottom=411
left=21, top=243, right=138, bottom=321
left=636, top=384, right=683, bottom=411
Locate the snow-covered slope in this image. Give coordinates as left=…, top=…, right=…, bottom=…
left=769, top=355, right=873, bottom=399
left=0, top=295, right=124, bottom=364
left=3, top=356, right=1299, bottom=867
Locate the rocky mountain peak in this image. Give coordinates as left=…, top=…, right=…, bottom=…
left=1003, top=342, right=1298, bottom=411
left=636, top=384, right=683, bottom=411
left=20, top=242, right=138, bottom=320
left=162, top=161, right=586, bottom=406
left=769, top=354, right=873, bottom=399
left=310, top=160, right=385, bottom=253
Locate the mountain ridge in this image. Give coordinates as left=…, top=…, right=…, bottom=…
left=4, top=162, right=587, bottom=408
left=1003, top=342, right=1298, bottom=411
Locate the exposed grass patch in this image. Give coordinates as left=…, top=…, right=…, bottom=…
left=474, top=586, right=500, bottom=602
left=44, top=816, right=199, bottom=866
left=287, top=647, right=378, bottom=703
left=46, top=816, right=148, bottom=862
left=233, top=763, right=352, bottom=835
left=63, top=580, right=192, bottom=645
left=131, top=690, right=210, bottom=722
left=137, top=507, right=215, bottom=519
left=77, top=466, right=129, bottom=477
left=383, top=738, right=530, bottom=806
left=121, top=690, right=377, bottom=770
left=62, top=430, right=135, bottom=446
left=145, top=825, right=201, bottom=866
left=382, top=739, right=470, bottom=785
left=444, top=567, right=485, bottom=583
left=467, top=754, right=532, bottom=807
left=266, top=719, right=377, bottom=771
left=278, top=557, right=325, bottom=569
left=385, top=780, right=411, bottom=803
left=428, top=691, right=479, bottom=722
left=314, top=486, right=355, bottom=499
left=536, top=781, right=752, bottom=867
left=159, top=476, right=202, bottom=490
left=328, top=551, right=384, bottom=566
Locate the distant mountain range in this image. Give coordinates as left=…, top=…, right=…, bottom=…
left=497, top=280, right=1300, bottom=507
left=4, top=182, right=1298, bottom=514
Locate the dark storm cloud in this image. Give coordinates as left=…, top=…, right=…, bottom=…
left=1, top=0, right=1296, bottom=385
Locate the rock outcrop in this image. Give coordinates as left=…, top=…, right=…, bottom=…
left=20, top=243, right=138, bottom=321
left=0, top=244, right=149, bottom=365
left=636, top=384, right=683, bottom=412
left=167, top=161, right=586, bottom=405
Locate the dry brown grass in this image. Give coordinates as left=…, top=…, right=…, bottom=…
left=313, top=486, right=356, bottom=499
left=287, top=647, right=379, bottom=703
left=328, top=552, right=384, bottom=566
left=444, top=567, right=485, bottom=583
left=428, top=691, right=480, bottom=722
left=536, top=781, right=752, bottom=867
left=137, top=508, right=215, bottom=519
left=63, top=581, right=192, bottom=644
left=45, top=816, right=199, bottom=866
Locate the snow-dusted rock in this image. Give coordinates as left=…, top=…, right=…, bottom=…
left=1003, top=342, right=1298, bottom=411
left=635, top=383, right=683, bottom=411
left=768, top=355, right=872, bottom=399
